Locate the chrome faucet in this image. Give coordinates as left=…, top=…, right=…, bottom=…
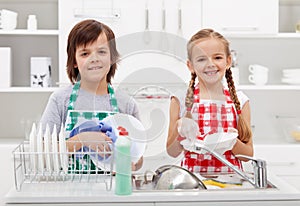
left=195, top=145, right=268, bottom=189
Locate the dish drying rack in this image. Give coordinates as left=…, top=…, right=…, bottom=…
left=12, top=140, right=114, bottom=191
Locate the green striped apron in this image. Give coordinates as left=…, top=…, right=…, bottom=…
left=65, top=81, right=119, bottom=172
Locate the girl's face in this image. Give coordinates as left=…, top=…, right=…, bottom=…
left=187, top=38, right=231, bottom=87
left=74, top=33, right=111, bottom=84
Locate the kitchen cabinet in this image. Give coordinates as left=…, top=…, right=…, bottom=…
left=1, top=0, right=300, bottom=90
left=254, top=145, right=300, bottom=192
left=58, top=0, right=202, bottom=85
left=202, top=0, right=279, bottom=35
left=0, top=0, right=59, bottom=88
left=0, top=0, right=300, bottom=142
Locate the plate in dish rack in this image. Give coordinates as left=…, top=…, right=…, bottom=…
left=44, top=125, right=53, bottom=173
left=29, top=123, right=37, bottom=173
left=59, top=128, right=68, bottom=173
left=51, top=125, right=60, bottom=172
left=36, top=124, right=44, bottom=173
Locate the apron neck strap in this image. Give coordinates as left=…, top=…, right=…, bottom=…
left=194, top=86, right=232, bottom=104
left=67, top=81, right=119, bottom=112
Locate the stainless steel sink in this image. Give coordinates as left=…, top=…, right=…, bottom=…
left=132, top=172, right=277, bottom=192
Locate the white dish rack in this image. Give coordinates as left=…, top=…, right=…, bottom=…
left=12, top=141, right=114, bottom=191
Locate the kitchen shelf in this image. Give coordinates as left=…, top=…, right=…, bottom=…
left=1, top=85, right=300, bottom=93
left=0, top=29, right=59, bottom=36
left=226, top=33, right=300, bottom=39
left=237, top=85, right=300, bottom=90
left=0, top=87, right=58, bottom=93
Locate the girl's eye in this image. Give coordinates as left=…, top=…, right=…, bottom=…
left=197, top=58, right=206, bottom=62
left=215, top=56, right=224, bottom=60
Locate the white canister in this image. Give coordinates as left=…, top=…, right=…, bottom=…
left=0, top=47, right=12, bottom=88
left=30, top=57, right=52, bottom=87
left=27, top=15, right=37, bottom=30
left=0, top=9, right=18, bottom=30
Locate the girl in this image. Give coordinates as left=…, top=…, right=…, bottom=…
left=166, top=29, right=253, bottom=174
left=40, top=19, right=142, bottom=171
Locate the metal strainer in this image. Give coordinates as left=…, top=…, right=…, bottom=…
left=152, top=165, right=207, bottom=190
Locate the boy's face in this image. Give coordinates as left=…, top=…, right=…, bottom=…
left=187, top=38, right=231, bottom=86
left=74, top=33, right=111, bottom=84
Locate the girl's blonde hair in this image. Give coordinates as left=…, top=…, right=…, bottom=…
left=186, top=28, right=252, bottom=143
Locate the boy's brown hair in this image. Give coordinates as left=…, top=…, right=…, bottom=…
left=66, top=19, right=120, bottom=84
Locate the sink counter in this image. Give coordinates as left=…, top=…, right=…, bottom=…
left=2, top=141, right=300, bottom=205
left=4, top=173, right=300, bottom=205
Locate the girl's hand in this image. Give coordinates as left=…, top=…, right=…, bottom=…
left=177, top=117, right=200, bottom=142
left=228, top=127, right=238, bottom=133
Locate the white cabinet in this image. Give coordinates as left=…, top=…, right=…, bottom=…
left=58, top=0, right=202, bottom=84
left=254, top=145, right=300, bottom=191
left=202, top=0, right=279, bottom=35
left=0, top=0, right=59, bottom=88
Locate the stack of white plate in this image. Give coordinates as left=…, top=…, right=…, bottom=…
left=281, top=68, right=300, bottom=85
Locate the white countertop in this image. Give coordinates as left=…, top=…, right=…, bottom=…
left=2, top=140, right=300, bottom=205
left=4, top=173, right=300, bottom=204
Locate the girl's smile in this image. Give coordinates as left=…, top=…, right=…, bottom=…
left=203, top=69, right=219, bottom=76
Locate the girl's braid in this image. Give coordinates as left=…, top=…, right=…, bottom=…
left=225, top=68, right=252, bottom=143
left=185, top=72, right=197, bottom=110
left=225, top=68, right=241, bottom=112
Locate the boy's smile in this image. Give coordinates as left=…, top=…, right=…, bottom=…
left=75, top=33, right=111, bottom=85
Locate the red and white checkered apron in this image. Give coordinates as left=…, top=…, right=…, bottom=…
left=181, top=86, right=242, bottom=174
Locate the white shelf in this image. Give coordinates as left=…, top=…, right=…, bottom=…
left=0, top=29, right=59, bottom=36
left=226, top=33, right=300, bottom=39
left=237, top=85, right=300, bottom=90
left=1, top=85, right=300, bottom=93
left=0, top=87, right=58, bottom=93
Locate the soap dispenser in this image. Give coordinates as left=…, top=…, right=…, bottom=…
left=115, top=126, right=132, bottom=195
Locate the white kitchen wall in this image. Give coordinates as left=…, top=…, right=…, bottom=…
left=58, top=0, right=202, bottom=85
left=0, top=92, right=51, bottom=139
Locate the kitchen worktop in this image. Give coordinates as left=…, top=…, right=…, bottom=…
left=2, top=140, right=300, bottom=205
left=4, top=173, right=300, bottom=205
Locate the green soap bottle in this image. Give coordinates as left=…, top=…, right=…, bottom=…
left=115, top=128, right=132, bottom=195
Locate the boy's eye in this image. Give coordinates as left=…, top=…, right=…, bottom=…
left=80, top=52, right=88, bottom=57
left=99, top=50, right=107, bottom=54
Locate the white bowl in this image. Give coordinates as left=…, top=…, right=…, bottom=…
left=203, top=132, right=238, bottom=154
left=181, top=132, right=238, bottom=155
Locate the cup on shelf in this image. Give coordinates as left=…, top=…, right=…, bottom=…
left=248, top=64, right=269, bottom=85
left=0, top=9, right=18, bottom=30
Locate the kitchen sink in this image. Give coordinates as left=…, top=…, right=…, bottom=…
left=132, top=172, right=278, bottom=192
